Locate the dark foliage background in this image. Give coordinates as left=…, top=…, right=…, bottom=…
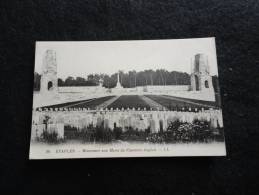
left=0, top=0, right=258, bottom=194
left=34, top=70, right=191, bottom=89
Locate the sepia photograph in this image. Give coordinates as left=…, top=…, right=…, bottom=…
left=29, top=38, right=226, bottom=159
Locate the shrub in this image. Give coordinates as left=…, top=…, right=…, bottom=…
left=80, top=126, right=96, bottom=142
left=113, top=127, right=123, bottom=140
left=145, top=127, right=151, bottom=134
left=146, top=133, right=165, bottom=143
left=192, top=120, right=212, bottom=142
left=95, top=126, right=113, bottom=143
left=149, top=119, right=222, bottom=143
left=64, top=125, right=79, bottom=139
left=121, top=127, right=147, bottom=141
left=41, top=131, right=59, bottom=143
left=167, top=120, right=182, bottom=132
left=176, top=123, right=196, bottom=142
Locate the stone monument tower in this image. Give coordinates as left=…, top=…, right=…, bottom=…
left=99, top=78, right=104, bottom=87
left=40, top=50, right=58, bottom=94
left=115, top=71, right=123, bottom=89
left=190, top=54, right=214, bottom=92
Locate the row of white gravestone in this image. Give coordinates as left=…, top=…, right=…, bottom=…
left=31, top=108, right=223, bottom=139
left=35, top=107, right=213, bottom=112
left=32, top=108, right=222, bottom=125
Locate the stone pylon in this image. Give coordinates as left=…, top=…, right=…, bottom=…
left=190, top=54, right=214, bottom=92
left=40, top=50, right=58, bottom=95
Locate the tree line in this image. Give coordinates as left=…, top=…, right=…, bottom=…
left=34, top=69, right=192, bottom=91
left=34, top=69, right=219, bottom=92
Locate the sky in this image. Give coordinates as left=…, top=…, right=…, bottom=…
left=34, top=37, right=219, bottom=79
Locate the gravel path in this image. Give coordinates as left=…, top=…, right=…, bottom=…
left=96, top=95, right=121, bottom=109
left=140, top=95, right=167, bottom=110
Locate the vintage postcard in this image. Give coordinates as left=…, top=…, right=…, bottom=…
left=29, top=38, right=226, bottom=159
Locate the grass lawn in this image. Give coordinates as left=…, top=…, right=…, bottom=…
left=163, top=95, right=220, bottom=107
left=145, top=95, right=215, bottom=110
left=40, top=96, right=115, bottom=109
left=40, top=99, right=95, bottom=109
left=107, top=95, right=151, bottom=110
left=73, top=96, right=115, bottom=109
